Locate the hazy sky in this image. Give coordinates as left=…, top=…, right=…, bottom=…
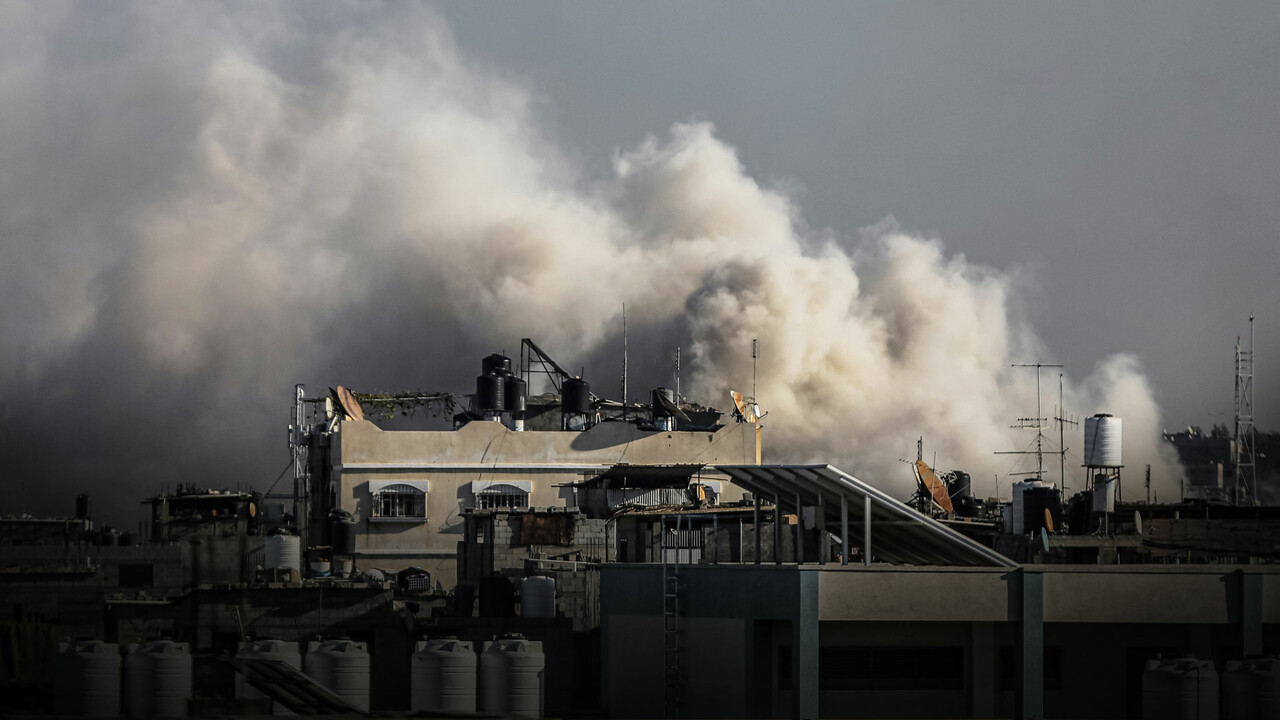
left=2, top=2, right=1277, bottom=524
left=441, top=1, right=1280, bottom=428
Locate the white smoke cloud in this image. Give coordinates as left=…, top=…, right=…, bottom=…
left=0, top=3, right=1182, bottom=521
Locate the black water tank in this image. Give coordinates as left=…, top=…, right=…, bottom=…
left=476, top=373, right=505, bottom=412
left=75, top=494, right=90, bottom=520
left=482, top=353, right=512, bottom=376
left=331, top=513, right=357, bottom=555
left=504, top=376, right=527, bottom=413
left=561, top=378, right=591, bottom=415
left=478, top=575, right=515, bottom=617
left=1022, top=486, right=1062, bottom=534
left=949, top=471, right=972, bottom=499
left=651, top=387, right=676, bottom=417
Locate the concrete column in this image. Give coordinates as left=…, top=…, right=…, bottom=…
left=1015, top=570, right=1044, bottom=720
left=791, top=571, right=820, bottom=720
left=970, top=621, right=995, bottom=718
left=1241, top=571, right=1263, bottom=656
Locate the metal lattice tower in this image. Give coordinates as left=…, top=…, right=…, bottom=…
left=1234, top=314, right=1257, bottom=506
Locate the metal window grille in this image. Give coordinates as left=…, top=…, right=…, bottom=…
left=371, top=483, right=426, bottom=519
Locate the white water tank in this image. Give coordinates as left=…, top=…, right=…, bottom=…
left=125, top=640, right=192, bottom=718
left=1011, top=480, right=1050, bottom=535
left=304, top=639, right=370, bottom=712
left=236, top=640, right=301, bottom=715
left=411, top=638, right=477, bottom=713
left=55, top=640, right=121, bottom=717
left=522, top=576, right=556, bottom=618
left=480, top=635, right=545, bottom=718
left=1084, top=414, right=1123, bottom=467
left=1223, top=656, right=1280, bottom=720
left=265, top=534, right=301, bottom=571
left=1142, top=656, right=1218, bottom=720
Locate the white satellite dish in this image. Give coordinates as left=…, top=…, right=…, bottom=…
left=1134, top=510, right=1143, bottom=536
left=1040, top=527, right=1051, bottom=554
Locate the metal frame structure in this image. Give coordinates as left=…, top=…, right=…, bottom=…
left=716, top=465, right=1015, bottom=567
left=1234, top=314, right=1258, bottom=506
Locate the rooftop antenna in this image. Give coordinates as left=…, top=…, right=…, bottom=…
left=621, top=303, right=628, bottom=421
left=675, top=346, right=681, bottom=401
left=997, top=362, right=1063, bottom=484
left=751, top=338, right=758, bottom=400
left=1233, top=313, right=1257, bottom=506
left=1056, top=373, right=1078, bottom=495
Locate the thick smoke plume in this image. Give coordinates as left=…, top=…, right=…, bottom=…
left=0, top=3, right=1180, bottom=525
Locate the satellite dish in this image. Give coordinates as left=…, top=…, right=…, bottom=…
left=1040, top=527, right=1051, bottom=553
left=729, top=390, right=759, bottom=423
left=334, top=386, right=366, bottom=422
left=1043, top=507, right=1055, bottom=534
left=655, top=389, right=691, bottom=423
left=913, top=460, right=954, bottom=513
left=1134, top=510, right=1143, bottom=535
left=248, top=501, right=257, bottom=518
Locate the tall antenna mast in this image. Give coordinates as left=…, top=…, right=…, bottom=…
left=998, top=362, right=1063, bottom=484
left=1056, top=373, right=1078, bottom=495
left=621, top=303, right=628, bottom=421
left=752, top=338, right=758, bottom=400
left=1234, top=313, right=1257, bottom=506
left=675, top=346, right=681, bottom=401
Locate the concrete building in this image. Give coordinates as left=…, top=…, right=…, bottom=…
left=314, top=417, right=758, bottom=586
left=598, top=465, right=1279, bottom=720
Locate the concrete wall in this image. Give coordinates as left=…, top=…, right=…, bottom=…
left=600, top=564, right=1280, bottom=719
left=332, top=419, right=758, bottom=577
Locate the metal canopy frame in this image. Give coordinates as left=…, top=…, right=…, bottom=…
left=716, top=464, right=1015, bottom=568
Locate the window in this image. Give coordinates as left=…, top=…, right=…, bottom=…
left=371, top=483, right=426, bottom=521
left=471, top=481, right=531, bottom=510
left=476, top=484, right=530, bottom=510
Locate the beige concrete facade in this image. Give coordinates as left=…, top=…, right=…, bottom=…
left=329, top=418, right=760, bottom=581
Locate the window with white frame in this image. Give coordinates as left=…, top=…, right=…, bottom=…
left=370, top=481, right=427, bottom=520
left=471, top=481, right=531, bottom=510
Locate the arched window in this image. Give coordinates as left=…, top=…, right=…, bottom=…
left=370, top=482, right=426, bottom=520
left=472, top=481, right=531, bottom=510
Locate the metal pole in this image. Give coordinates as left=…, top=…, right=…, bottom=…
left=795, top=493, right=803, bottom=564
left=840, top=495, right=849, bottom=566
left=773, top=494, right=782, bottom=565
left=753, top=494, right=762, bottom=565
left=863, top=494, right=872, bottom=566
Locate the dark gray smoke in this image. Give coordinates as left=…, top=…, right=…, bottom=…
left=0, top=3, right=1180, bottom=526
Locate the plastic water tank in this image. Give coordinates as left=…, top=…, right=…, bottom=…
left=305, top=639, right=370, bottom=712
left=125, top=640, right=192, bottom=718
left=1011, top=480, right=1051, bottom=535
left=480, top=635, right=545, bottom=718
left=1223, top=656, right=1280, bottom=720
left=235, top=640, right=301, bottom=715
left=265, top=534, right=301, bottom=571
left=1084, top=413, right=1123, bottom=467
left=55, top=640, right=121, bottom=717
left=1142, top=656, right=1218, bottom=720
left=411, top=638, right=478, bottom=713
left=522, top=576, right=556, bottom=618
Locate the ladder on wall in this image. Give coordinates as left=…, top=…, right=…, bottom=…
left=661, top=514, right=684, bottom=718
